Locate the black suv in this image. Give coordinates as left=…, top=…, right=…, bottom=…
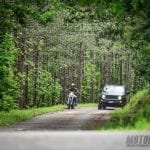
left=98, top=85, right=128, bottom=109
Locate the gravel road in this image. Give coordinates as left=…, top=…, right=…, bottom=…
left=0, top=107, right=112, bottom=131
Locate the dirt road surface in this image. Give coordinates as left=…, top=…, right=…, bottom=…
left=0, top=107, right=112, bottom=131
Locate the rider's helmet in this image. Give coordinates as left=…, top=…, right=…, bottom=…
left=71, top=83, right=75, bottom=87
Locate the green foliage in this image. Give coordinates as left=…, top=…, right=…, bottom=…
left=39, top=11, right=54, bottom=24
left=138, top=42, right=150, bottom=82
left=124, top=16, right=150, bottom=82
left=106, top=88, right=150, bottom=130
left=0, top=0, right=59, bottom=110
left=0, top=0, right=55, bottom=38
left=131, top=0, right=150, bottom=14
left=0, top=0, right=149, bottom=111
left=61, top=0, right=111, bottom=6
left=110, top=2, right=126, bottom=19
left=0, top=34, right=19, bottom=111
left=81, top=61, right=100, bottom=102
left=37, top=69, right=62, bottom=106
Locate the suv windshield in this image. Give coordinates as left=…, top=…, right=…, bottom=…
left=102, top=85, right=125, bottom=95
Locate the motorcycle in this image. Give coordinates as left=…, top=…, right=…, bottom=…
left=67, top=91, right=76, bottom=109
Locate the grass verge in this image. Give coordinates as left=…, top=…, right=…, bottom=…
left=0, top=105, right=66, bottom=126
left=98, top=88, right=150, bottom=130
left=78, top=103, right=97, bottom=108
left=0, top=103, right=97, bottom=127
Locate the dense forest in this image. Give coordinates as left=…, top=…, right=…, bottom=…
left=0, top=0, right=149, bottom=111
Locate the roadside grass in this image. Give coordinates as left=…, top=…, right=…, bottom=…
left=78, top=103, right=97, bottom=108
left=98, top=88, right=150, bottom=130
left=0, top=103, right=97, bottom=127
left=0, top=105, right=66, bottom=126
left=97, top=119, right=150, bottom=131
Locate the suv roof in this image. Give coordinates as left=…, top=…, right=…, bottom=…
left=102, top=85, right=125, bottom=95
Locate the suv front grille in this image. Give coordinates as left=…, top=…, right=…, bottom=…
left=105, top=95, right=118, bottom=99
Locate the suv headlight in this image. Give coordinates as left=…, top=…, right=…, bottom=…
left=118, top=96, right=122, bottom=100
left=102, top=95, right=106, bottom=99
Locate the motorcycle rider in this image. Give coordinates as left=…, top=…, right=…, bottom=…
left=67, top=83, right=79, bottom=105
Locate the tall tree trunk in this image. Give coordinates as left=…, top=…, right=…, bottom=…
left=78, top=41, right=84, bottom=102
left=119, top=53, right=123, bottom=85
left=23, top=64, right=29, bottom=107
left=33, top=46, right=39, bottom=107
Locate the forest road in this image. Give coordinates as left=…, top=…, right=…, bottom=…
left=0, top=107, right=112, bottom=131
